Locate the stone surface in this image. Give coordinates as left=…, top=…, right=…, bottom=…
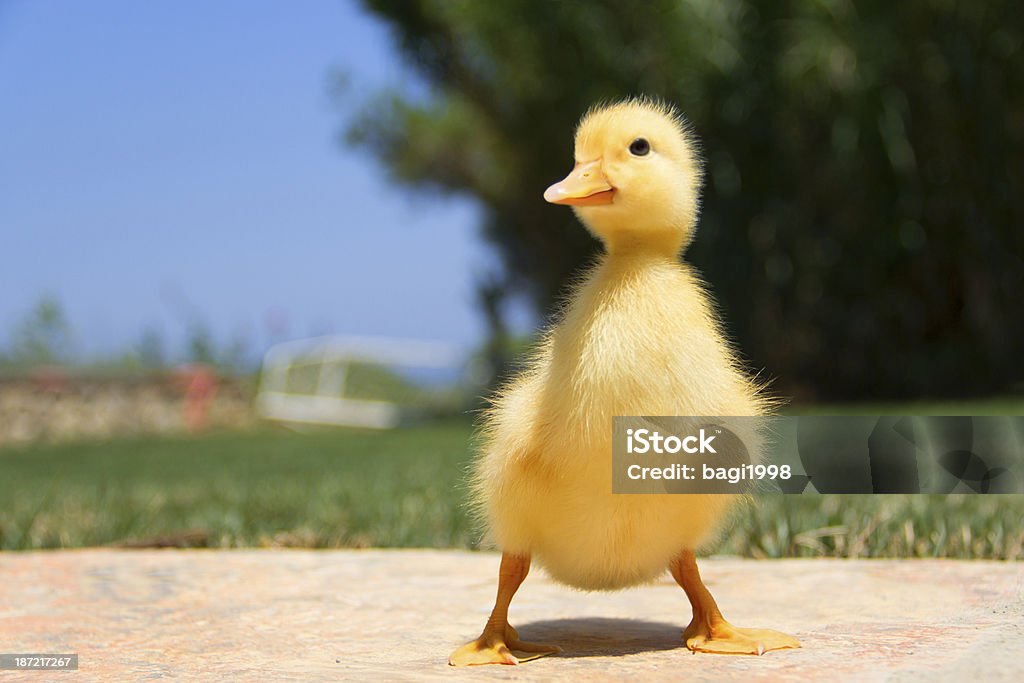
left=0, top=550, right=1021, bottom=681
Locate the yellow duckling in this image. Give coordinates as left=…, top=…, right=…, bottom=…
left=449, top=98, right=800, bottom=666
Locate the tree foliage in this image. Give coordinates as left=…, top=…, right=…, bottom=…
left=10, top=296, right=74, bottom=365
left=348, top=0, right=1024, bottom=399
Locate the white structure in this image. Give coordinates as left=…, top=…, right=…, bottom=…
left=256, top=335, right=462, bottom=429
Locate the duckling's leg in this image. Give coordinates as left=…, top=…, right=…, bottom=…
left=670, top=550, right=800, bottom=655
left=448, top=552, right=562, bottom=666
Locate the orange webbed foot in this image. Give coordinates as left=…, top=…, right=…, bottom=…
left=448, top=625, right=561, bottom=666
left=684, top=619, right=800, bottom=655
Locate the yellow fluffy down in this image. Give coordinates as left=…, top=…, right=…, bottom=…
left=471, top=260, right=767, bottom=591
left=469, top=99, right=769, bottom=591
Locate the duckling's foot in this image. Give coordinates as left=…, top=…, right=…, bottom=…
left=448, top=625, right=561, bottom=666
left=670, top=550, right=801, bottom=656
left=684, top=619, right=801, bottom=655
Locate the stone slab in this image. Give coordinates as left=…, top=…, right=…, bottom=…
left=1, top=550, right=1021, bottom=681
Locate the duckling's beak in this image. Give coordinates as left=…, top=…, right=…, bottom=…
left=544, top=160, right=615, bottom=206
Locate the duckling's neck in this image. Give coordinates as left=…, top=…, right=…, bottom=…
left=602, top=230, right=684, bottom=265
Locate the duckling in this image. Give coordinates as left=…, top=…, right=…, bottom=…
left=448, top=98, right=801, bottom=666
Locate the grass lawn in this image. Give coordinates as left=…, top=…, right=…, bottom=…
left=1, top=401, right=1022, bottom=558
left=0, top=421, right=477, bottom=551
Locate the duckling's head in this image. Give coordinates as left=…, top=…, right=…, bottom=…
left=544, top=98, right=703, bottom=255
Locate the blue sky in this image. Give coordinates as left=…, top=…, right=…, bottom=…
left=0, top=1, right=510, bottom=362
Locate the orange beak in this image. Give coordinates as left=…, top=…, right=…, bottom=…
left=543, top=159, right=615, bottom=206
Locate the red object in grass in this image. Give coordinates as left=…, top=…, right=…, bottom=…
left=176, top=364, right=218, bottom=433
left=31, top=365, right=70, bottom=395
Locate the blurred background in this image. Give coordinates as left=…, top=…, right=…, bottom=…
left=1, top=1, right=1021, bottom=557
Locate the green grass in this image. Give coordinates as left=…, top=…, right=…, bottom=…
left=718, top=495, right=1022, bottom=559
left=0, top=421, right=477, bottom=551
left=1, top=401, right=1022, bottom=557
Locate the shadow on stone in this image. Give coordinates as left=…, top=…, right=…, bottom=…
left=518, top=617, right=684, bottom=658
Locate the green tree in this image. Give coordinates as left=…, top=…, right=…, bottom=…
left=10, top=296, right=74, bottom=365
left=347, top=0, right=1024, bottom=399
left=185, top=322, right=217, bottom=366
left=183, top=321, right=252, bottom=374
left=138, top=328, right=166, bottom=368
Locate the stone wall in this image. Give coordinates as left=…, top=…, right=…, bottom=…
left=0, top=369, right=256, bottom=448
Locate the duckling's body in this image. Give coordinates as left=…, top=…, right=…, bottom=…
left=449, top=98, right=799, bottom=666
left=477, top=256, right=759, bottom=590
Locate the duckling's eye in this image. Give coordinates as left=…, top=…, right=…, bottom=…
left=629, top=138, right=651, bottom=157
